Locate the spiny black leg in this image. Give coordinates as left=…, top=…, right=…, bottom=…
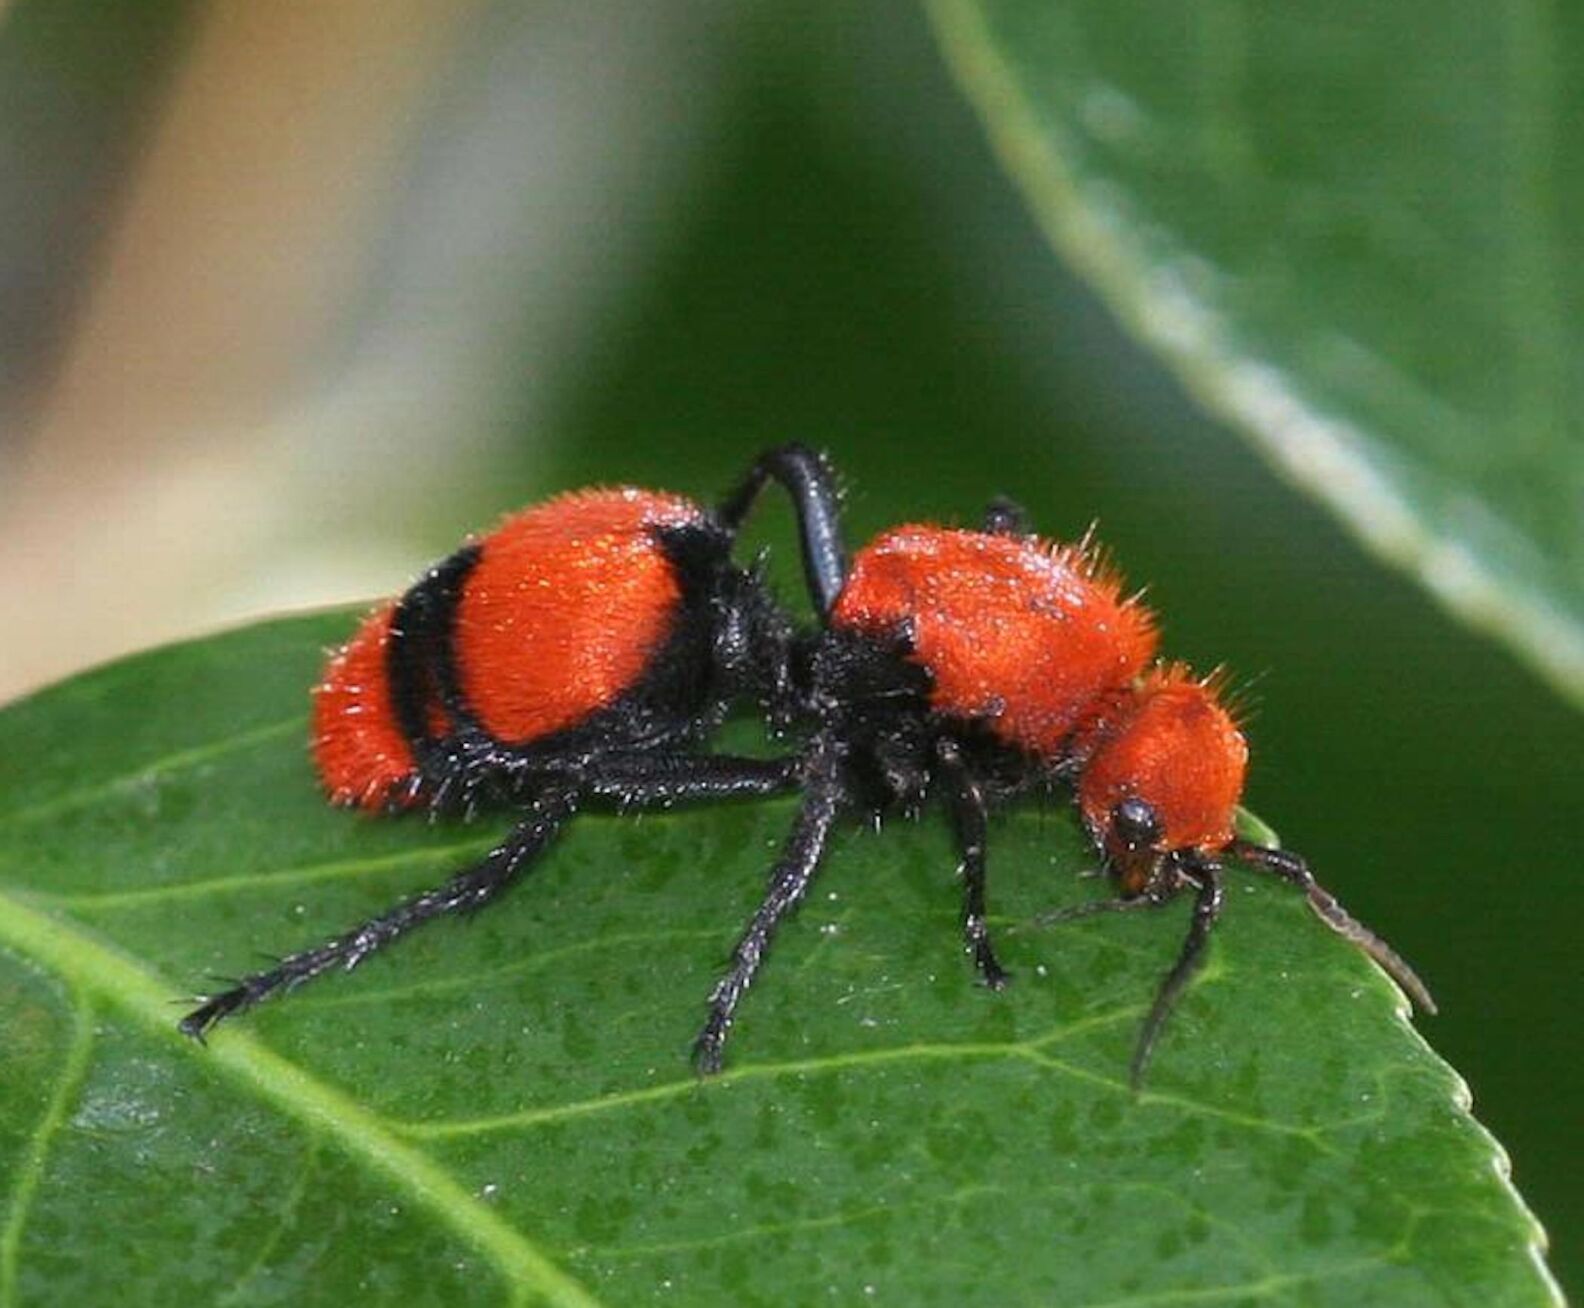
left=573, top=753, right=801, bottom=807
left=716, top=444, right=847, bottom=620
left=981, top=496, right=1028, bottom=536
left=936, top=738, right=1008, bottom=989
left=693, top=748, right=845, bottom=1073
left=1228, top=838, right=1436, bottom=1014
left=1130, top=864, right=1224, bottom=1089
left=179, top=786, right=576, bottom=1038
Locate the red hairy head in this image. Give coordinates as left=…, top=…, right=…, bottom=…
left=1077, top=664, right=1249, bottom=894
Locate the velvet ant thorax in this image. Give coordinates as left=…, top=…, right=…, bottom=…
left=830, top=524, right=1158, bottom=757
left=183, top=444, right=1432, bottom=1088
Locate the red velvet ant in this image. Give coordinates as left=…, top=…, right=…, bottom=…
left=182, top=446, right=1432, bottom=1084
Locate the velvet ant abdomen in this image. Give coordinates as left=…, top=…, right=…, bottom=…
left=830, top=525, right=1157, bottom=757
left=311, top=604, right=421, bottom=810
left=450, top=488, right=703, bottom=743
left=312, top=488, right=708, bottom=810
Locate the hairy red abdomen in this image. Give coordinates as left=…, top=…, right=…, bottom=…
left=312, top=487, right=703, bottom=809
left=311, top=604, right=416, bottom=809
left=830, top=526, right=1158, bottom=756
left=455, top=488, right=701, bottom=740
left=1078, top=665, right=1248, bottom=853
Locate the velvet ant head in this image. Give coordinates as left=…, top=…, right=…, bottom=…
left=1075, top=663, right=1249, bottom=896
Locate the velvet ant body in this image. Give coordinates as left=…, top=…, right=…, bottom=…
left=182, top=446, right=1432, bottom=1084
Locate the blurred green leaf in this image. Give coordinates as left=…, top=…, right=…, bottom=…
left=928, top=0, right=1584, bottom=706
left=0, top=615, right=1557, bottom=1304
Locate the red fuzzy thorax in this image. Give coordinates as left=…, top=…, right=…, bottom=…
left=1077, top=665, right=1248, bottom=855
left=311, top=487, right=702, bottom=809
left=830, top=525, right=1158, bottom=757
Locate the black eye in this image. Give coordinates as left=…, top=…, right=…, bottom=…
left=1111, top=797, right=1162, bottom=848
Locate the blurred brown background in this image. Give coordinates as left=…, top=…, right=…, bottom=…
left=2, top=0, right=740, bottom=699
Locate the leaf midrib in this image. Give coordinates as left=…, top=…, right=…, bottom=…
left=0, top=889, right=602, bottom=1308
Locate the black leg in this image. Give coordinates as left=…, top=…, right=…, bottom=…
left=716, top=444, right=848, bottom=619
left=179, top=786, right=576, bottom=1038
left=1032, top=862, right=1221, bottom=1087
left=981, top=496, right=1028, bottom=536
left=1228, top=838, right=1436, bottom=1014
left=693, top=745, right=846, bottom=1073
left=1130, top=865, right=1223, bottom=1089
left=572, top=753, right=800, bottom=807
left=936, top=738, right=1008, bottom=989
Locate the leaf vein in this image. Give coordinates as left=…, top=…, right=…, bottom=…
left=0, top=717, right=304, bottom=832
left=215, top=1136, right=321, bottom=1307
left=0, top=991, right=96, bottom=1308
left=288, top=928, right=723, bottom=1011
left=55, top=837, right=500, bottom=912
left=1072, top=1254, right=1388, bottom=1307
left=398, top=1032, right=1339, bottom=1148
left=582, top=1183, right=999, bottom=1262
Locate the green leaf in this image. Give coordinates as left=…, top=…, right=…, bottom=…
left=0, top=615, right=1557, bottom=1305
left=927, top=0, right=1584, bottom=707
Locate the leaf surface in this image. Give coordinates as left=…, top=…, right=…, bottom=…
left=928, top=0, right=1584, bottom=705
left=0, top=615, right=1557, bottom=1305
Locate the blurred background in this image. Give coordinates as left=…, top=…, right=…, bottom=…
left=2, top=0, right=1579, bottom=1293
